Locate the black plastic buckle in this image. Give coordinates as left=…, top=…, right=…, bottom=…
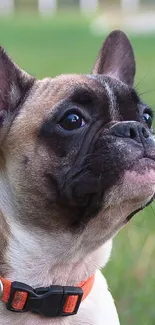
left=6, top=281, right=83, bottom=317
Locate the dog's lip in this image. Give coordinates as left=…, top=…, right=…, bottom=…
left=124, top=195, right=154, bottom=223
left=142, top=156, right=155, bottom=163
left=132, top=156, right=155, bottom=169
left=108, top=156, right=155, bottom=226
left=123, top=156, right=155, bottom=223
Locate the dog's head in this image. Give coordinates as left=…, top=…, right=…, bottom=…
left=0, top=31, right=155, bottom=251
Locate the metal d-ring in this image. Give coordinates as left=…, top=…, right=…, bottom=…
left=0, top=280, right=3, bottom=299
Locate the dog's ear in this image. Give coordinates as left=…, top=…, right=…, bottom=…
left=93, top=30, right=135, bottom=86
left=0, top=47, right=34, bottom=136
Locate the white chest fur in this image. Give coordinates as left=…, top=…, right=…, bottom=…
left=0, top=222, right=120, bottom=325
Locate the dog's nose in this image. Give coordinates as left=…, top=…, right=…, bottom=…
left=111, top=121, right=150, bottom=142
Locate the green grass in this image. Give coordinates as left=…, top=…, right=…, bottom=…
left=1, top=12, right=155, bottom=324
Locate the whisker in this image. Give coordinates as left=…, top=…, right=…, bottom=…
left=138, top=88, right=155, bottom=96
left=60, top=162, right=92, bottom=189
left=62, top=153, right=100, bottom=191
left=62, top=170, right=91, bottom=193
left=74, top=153, right=95, bottom=166
left=135, top=73, right=148, bottom=91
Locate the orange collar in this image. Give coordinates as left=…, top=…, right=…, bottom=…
left=0, top=274, right=95, bottom=317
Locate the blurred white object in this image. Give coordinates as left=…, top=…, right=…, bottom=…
left=121, top=0, right=140, bottom=12
left=0, top=0, right=14, bottom=14
left=80, top=0, right=98, bottom=14
left=124, top=12, right=155, bottom=33
left=38, top=0, right=57, bottom=15
left=91, top=10, right=155, bottom=35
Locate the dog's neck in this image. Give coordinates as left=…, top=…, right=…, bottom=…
left=0, top=172, right=112, bottom=288
left=1, top=220, right=112, bottom=325
left=0, top=173, right=112, bottom=324
left=5, top=222, right=112, bottom=288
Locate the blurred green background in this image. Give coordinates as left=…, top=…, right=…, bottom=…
left=1, top=1, right=155, bottom=324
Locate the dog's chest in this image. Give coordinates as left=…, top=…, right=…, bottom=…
left=0, top=271, right=120, bottom=325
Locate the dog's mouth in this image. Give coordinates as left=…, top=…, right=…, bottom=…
left=109, top=156, right=155, bottom=224
left=125, top=195, right=154, bottom=223
left=93, top=155, right=155, bottom=228
left=125, top=157, right=155, bottom=220
left=59, top=151, right=155, bottom=229
left=81, top=155, right=155, bottom=246
left=124, top=157, right=155, bottom=196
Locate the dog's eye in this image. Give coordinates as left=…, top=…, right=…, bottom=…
left=143, top=112, right=153, bottom=128
left=59, top=112, right=86, bottom=131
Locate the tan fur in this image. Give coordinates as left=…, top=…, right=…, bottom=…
left=0, top=31, right=154, bottom=325
left=1, top=75, right=104, bottom=231
left=0, top=209, right=9, bottom=276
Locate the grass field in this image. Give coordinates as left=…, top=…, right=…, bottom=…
left=1, top=12, right=155, bottom=324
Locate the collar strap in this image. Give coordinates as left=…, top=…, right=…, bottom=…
left=0, top=275, right=94, bottom=317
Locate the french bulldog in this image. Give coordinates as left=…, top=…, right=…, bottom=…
left=0, top=30, right=154, bottom=325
